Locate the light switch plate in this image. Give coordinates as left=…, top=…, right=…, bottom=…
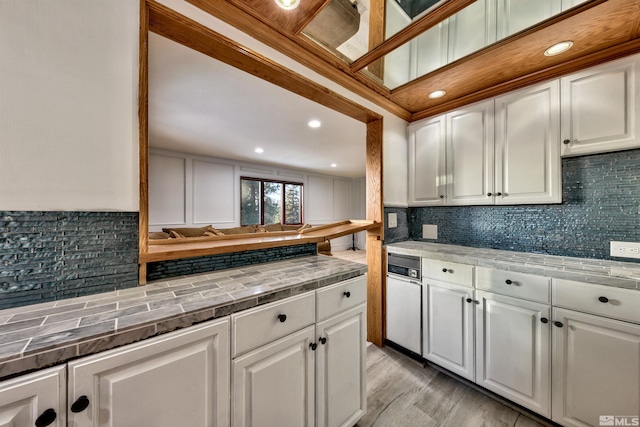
left=610, top=241, right=640, bottom=259
left=388, top=213, right=397, bottom=228
left=423, top=224, right=437, bottom=239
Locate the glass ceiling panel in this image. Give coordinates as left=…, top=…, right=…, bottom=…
left=302, top=0, right=590, bottom=89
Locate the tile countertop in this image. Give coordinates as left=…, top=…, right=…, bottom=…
left=386, top=242, right=640, bottom=290
left=0, top=256, right=367, bottom=381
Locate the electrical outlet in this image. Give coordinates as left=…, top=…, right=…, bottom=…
left=423, top=224, right=437, bottom=239
left=388, top=213, right=397, bottom=228
left=610, top=241, right=640, bottom=259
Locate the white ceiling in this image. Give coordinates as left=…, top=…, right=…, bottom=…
left=148, top=33, right=367, bottom=178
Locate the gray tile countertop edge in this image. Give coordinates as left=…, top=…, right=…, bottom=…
left=386, top=242, right=640, bottom=289
left=0, top=256, right=367, bottom=381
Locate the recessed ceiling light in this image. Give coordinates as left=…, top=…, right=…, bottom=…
left=255, top=148, right=264, bottom=154
left=308, top=120, right=321, bottom=128
left=428, top=90, right=446, bottom=99
left=544, top=41, right=573, bottom=56
left=274, top=0, right=300, bottom=10
left=330, top=163, right=337, bottom=168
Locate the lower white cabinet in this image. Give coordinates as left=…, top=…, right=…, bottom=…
left=475, top=290, right=551, bottom=417
left=0, top=365, right=66, bottom=427
left=68, top=317, right=230, bottom=427
left=422, top=279, right=475, bottom=381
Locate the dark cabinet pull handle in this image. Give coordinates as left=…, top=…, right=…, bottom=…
left=598, top=296, right=609, bottom=303
left=442, top=268, right=452, bottom=273
left=343, top=291, right=351, bottom=298
left=466, top=298, right=473, bottom=303
left=496, top=192, right=502, bottom=196
left=442, top=268, right=448, bottom=273
left=310, top=343, right=317, bottom=351
left=540, top=317, right=549, bottom=324
left=319, top=337, right=327, bottom=345
left=487, top=192, right=492, bottom=196
left=277, top=314, right=287, bottom=322
left=554, top=321, right=564, bottom=328
left=505, top=279, right=513, bottom=285
left=439, top=195, right=444, bottom=198
left=35, top=408, right=57, bottom=427
left=563, top=139, right=571, bottom=145
left=71, top=395, right=90, bottom=413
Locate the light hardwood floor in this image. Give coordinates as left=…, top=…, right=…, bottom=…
left=360, top=344, right=558, bottom=427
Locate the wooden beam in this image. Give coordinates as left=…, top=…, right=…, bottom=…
left=367, top=0, right=386, bottom=80
left=138, top=0, right=149, bottom=285
left=366, top=118, right=384, bottom=346
left=350, top=0, right=477, bottom=73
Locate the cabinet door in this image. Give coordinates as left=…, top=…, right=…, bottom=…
left=447, top=0, right=496, bottom=62
left=413, top=22, right=449, bottom=80
left=561, top=55, right=640, bottom=156
left=496, top=0, right=562, bottom=39
left=386, top=275, right=422, bottom=354
left=552, top=308, right=640, bottom=427
left=0, top=365, right=66, bottom=427
left=408, top=115, right=446, bottom=206
left=232, top=326, right=315, bottom=427
left=68, top=318, right=230, bottom=427
left=446, top=100, right=494, bottom=206
left=494, top=80, right=561, bottom=204
left=475, top=290, right=551, bottom=417
left=316, top=304, right=366, bottom=427
left=423, top=281, right=475, bottom=381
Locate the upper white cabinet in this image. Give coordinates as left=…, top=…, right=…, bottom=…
left=447, top=0, right=497, bottom=62
left=496, top=0, right=561, bottom=38
left=561, top=55, right=640, bottom=156
left=0, top=366, right=66, bottom=427
left=408, top=115, right=446, bottom=206
left=68, top=317, right=230, bottom=427
left=494, top=80, right=562, bottom=204
left=446, top=100, right=495, bottom=206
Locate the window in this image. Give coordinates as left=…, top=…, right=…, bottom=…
left=240, top=178, right=303, bottom=226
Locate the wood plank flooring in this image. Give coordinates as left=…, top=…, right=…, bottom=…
left=360, top=344, right=558, bottom=427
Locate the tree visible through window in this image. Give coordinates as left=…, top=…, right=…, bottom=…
left=241, top=178, right=303, bottom=226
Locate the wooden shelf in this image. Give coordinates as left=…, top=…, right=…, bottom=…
left=139, top=220, right=380, bottom=263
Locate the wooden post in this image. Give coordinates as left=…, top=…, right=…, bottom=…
left=138, top=0, right=149, bottom=286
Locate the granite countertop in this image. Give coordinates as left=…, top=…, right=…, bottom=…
left=386, top=242, right=640, bottom=290
left=0, top=255, right=367, bottom=381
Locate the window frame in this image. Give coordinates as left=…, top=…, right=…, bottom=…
left=240, top=177, right=304, bottom=226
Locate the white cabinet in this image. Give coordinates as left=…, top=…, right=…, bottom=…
left=446, top=100, right=495, bottom=205
left=496, top=0, right=561, bottom=39
left=0, top=365, right=66, bottom=427
left=551, top=308, right=640, bottom=427
left=408, top=115, right=446, bottom=206
left=232, top=326, right=316, bottom=427
left=447, top=0, right=497, bottom=62
left=423, top=280, right=475, bottom=381
left=68, top=317, right=230, bottom=427
left=494, top=80, right=562, bottom=204
left=561, top=55, right=640, bottom=156
left=475, top=290, right=551, bottom=417
left=232, top=276, right=367, bottom=427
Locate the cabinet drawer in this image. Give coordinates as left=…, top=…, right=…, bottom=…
left=476, top=267, right=550, bottom=303
left=316, top=275, right=366, bottom=322
left=232, top=292, right=315, bottom=357
left=422, top=259, right=474, bottom=287
left=553, top=279, right=640, bottom=324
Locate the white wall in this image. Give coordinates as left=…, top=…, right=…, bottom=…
left=0, top=0, right=139, bottom=211
left=149, top=149, right=366, bottom=250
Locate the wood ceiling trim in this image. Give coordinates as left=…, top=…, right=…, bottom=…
left=226, top=0, right=329, bottom=36
left=350, top=0, right=478, bottom=73
left=147, top=1, right=381, bottom=123
left=186, top=0, right=412, bottom=121
left=411, top=37, right=640, bottom=121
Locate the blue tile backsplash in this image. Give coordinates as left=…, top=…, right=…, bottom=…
left=385, top=148, right=640, bottom=262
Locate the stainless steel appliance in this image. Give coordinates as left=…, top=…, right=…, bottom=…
left=386, top=253, right=422, bottom=355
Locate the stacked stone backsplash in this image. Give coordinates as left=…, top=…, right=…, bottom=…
left=147, top=243, right=318, bottom=282
left=385, top=148, right=640, bottom=262
left=0, top=211, right=140, bottom=309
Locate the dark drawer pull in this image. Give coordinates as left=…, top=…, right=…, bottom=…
left=277, top=314, right=287, bottom=323
left=71, top=395, right=90, bottom=413
left=309, top=342, right=317, bottom=351
left=35, top=408, right=57, bottom=427
left=319, top=337, right=327, bottom=345
left=554, top=321, right=564, bottom=328
left=466, top=298, right=473, bottom=303
left=505, top=279, right=513, bottom=285
left=540, top=317, right=548, bottom=324
left=563, top=139, right=571, bottom=145
left=343, top=291, right=351, bottom=298
left=442, top=268, right=452, bottom=273
left=598, top=296, right=609, bottom=303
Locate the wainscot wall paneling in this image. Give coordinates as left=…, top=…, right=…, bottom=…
left=192, top=160, right=235, bottom=225
left=0, top=212, right=139, bottom=309
left=389, top=149, right=640, bottom=262
left=149, top=154, right=186, bottom=226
